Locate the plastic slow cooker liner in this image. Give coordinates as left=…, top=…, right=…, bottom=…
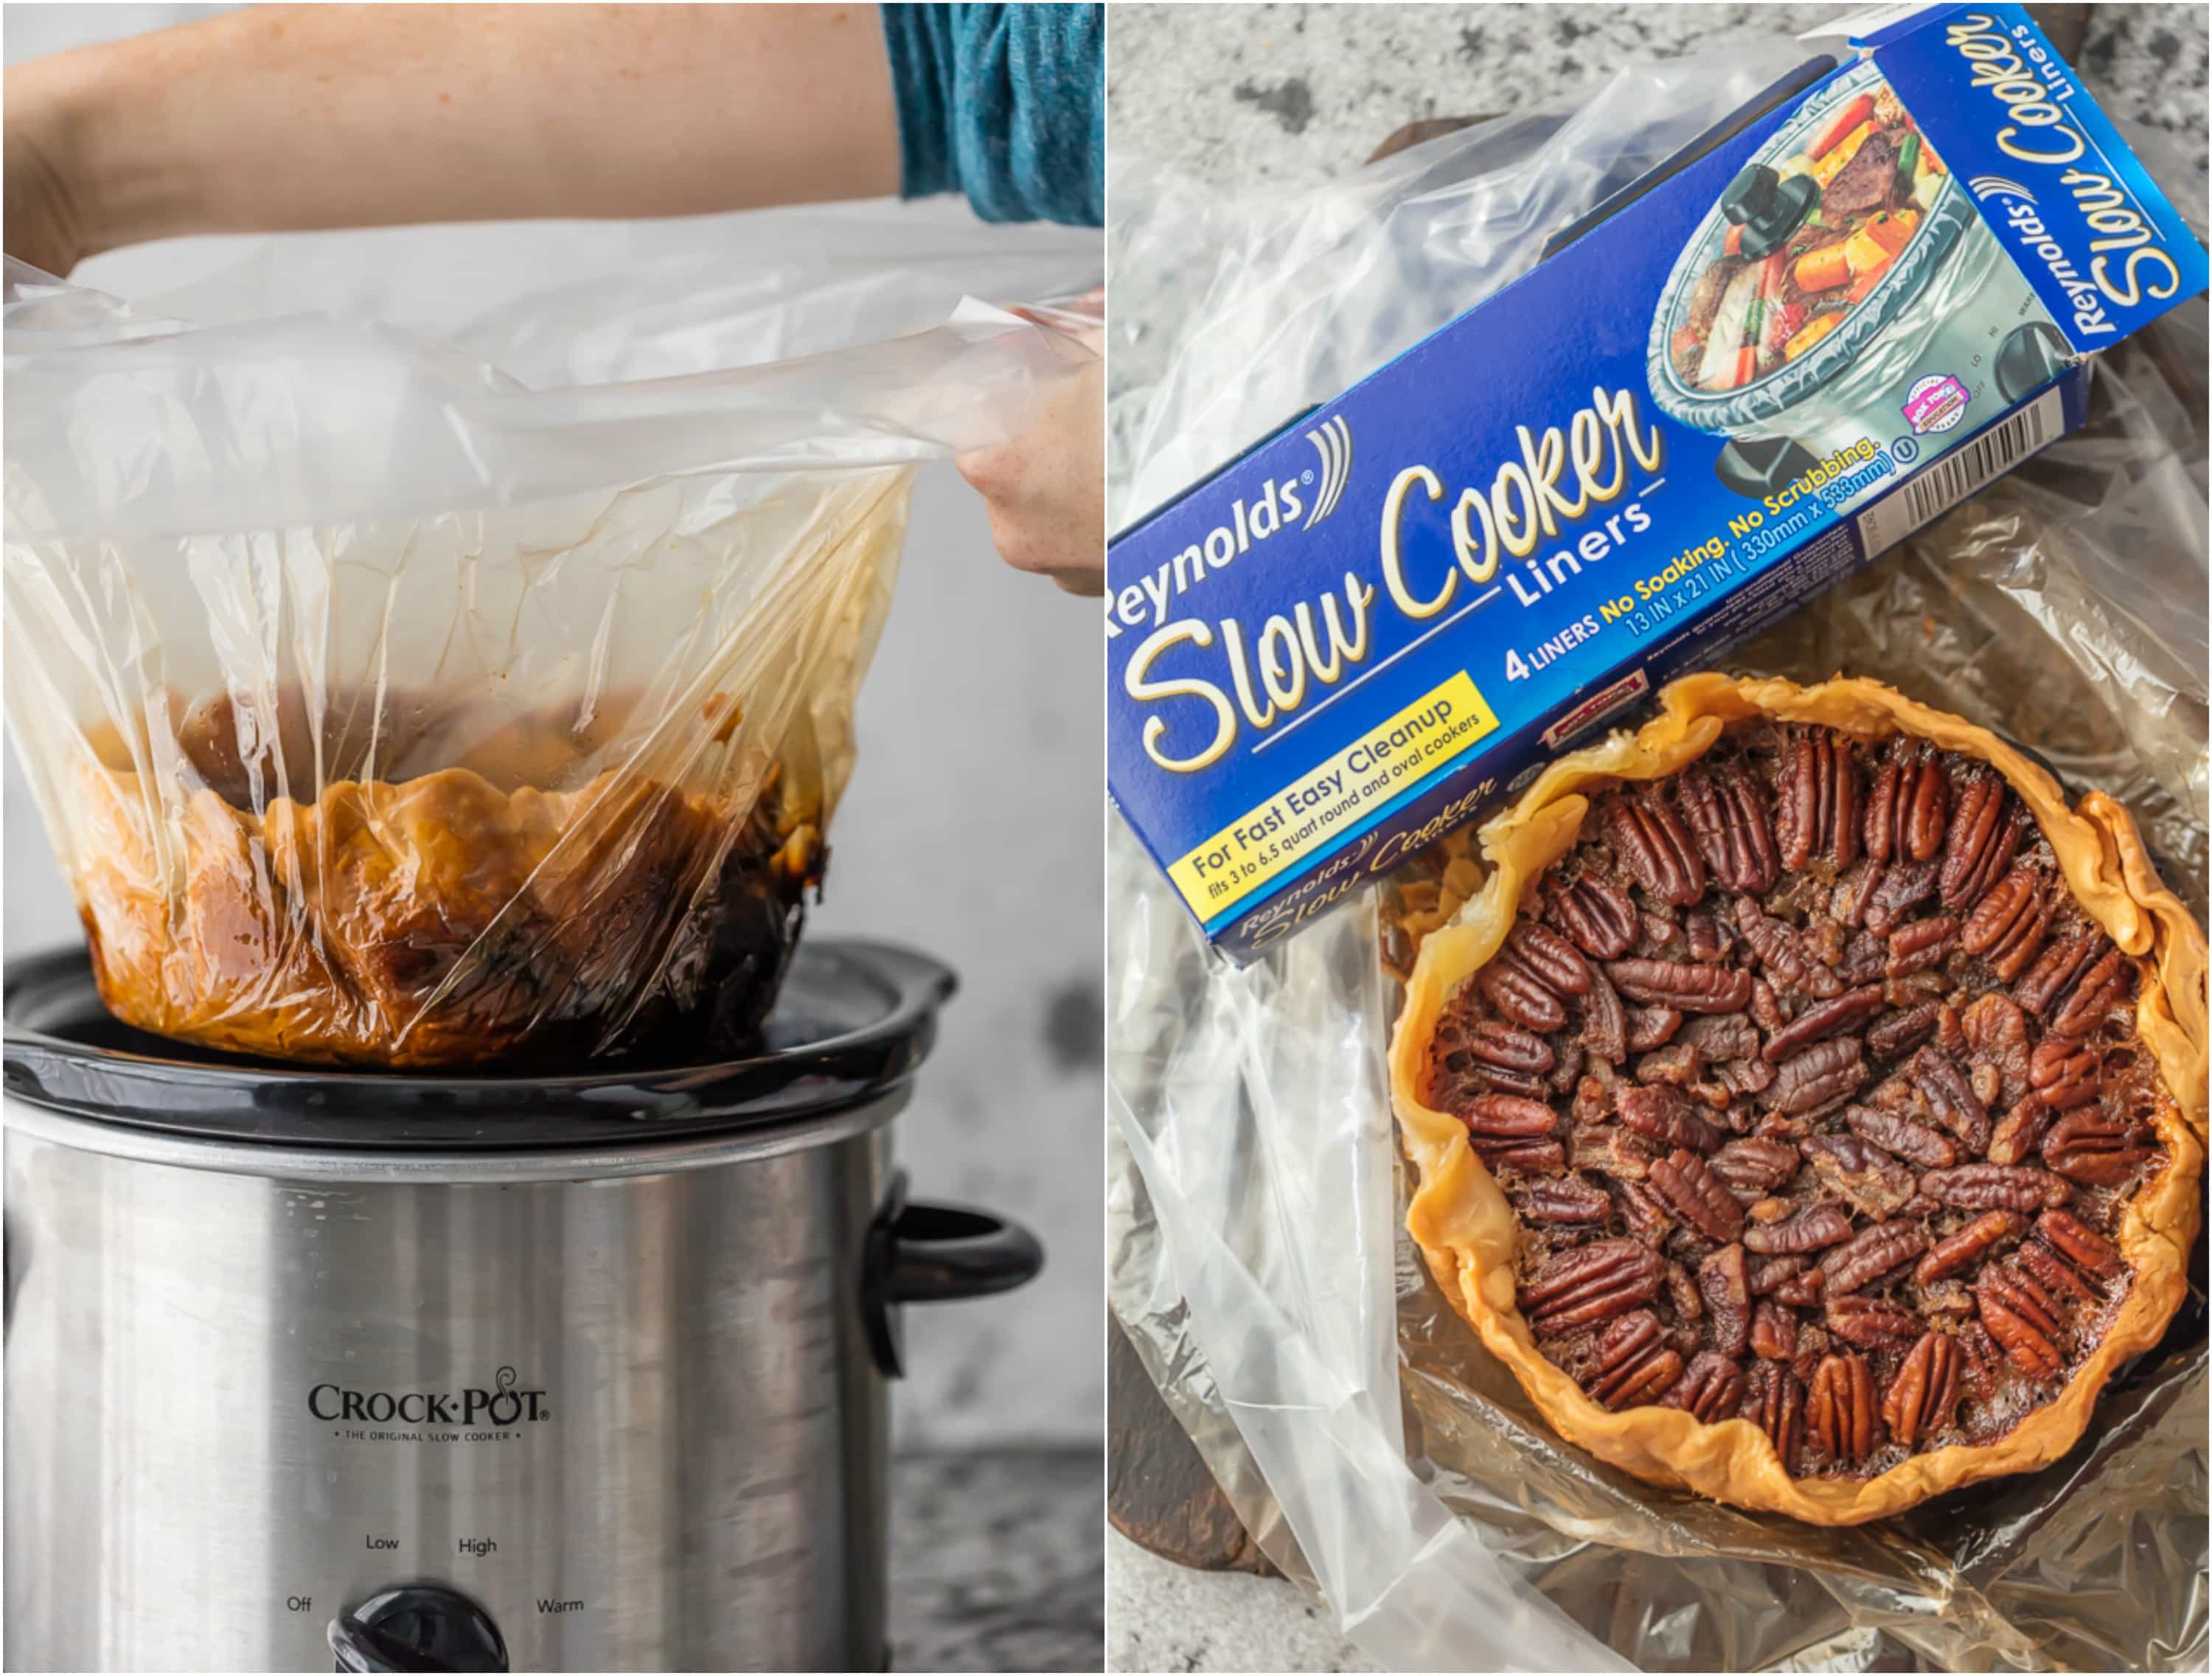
left=1107, top=41, right=2208, bottom=1675
left=4, top=209, right=1096, bottom=1068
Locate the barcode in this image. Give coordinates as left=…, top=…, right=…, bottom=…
left=1857, top=388, right=2063, bottom=556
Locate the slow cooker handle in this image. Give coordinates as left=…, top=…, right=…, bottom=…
left=862, top=1170, right=1045, bottom=1377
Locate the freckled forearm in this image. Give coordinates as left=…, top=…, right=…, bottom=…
left=12, top=3, right=901, bottom=259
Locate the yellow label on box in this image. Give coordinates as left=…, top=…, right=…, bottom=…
left=1166, top=671, right=1499, bottom=918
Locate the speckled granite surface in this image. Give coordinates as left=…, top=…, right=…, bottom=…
left=1105, top=6, right=2208, bottom=1672
left=1107, top=3, right=2208, bottom=190
left=893, top=1448, right=1103, bottom=1673
left=1107, top=1531, right=1379, bottom=1675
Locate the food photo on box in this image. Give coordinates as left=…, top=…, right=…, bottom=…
left=1104, top=3, right=2209, bottom=1672
left=1, top=4, right=1105, bottom=1672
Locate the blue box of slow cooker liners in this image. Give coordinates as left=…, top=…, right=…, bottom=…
left=1106, top=3, right=2208, bottom=962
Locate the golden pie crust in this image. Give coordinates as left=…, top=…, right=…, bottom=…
left=1386, top=672, right=2206, bottom=1523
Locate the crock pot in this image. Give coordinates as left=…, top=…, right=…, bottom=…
left=1646, top=57, right=2060, bottom=498
left=2, top=939, right=1041, bottom=1673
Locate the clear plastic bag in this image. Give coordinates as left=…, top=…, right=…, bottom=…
left=1108, top=42, right=2207, bottom=1675
left=4, top=206, right=1096, bottom=1067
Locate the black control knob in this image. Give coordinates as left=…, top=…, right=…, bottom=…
left=1721, top=162, right=1819, bottom=260
left=329, top=1584, right=508, bottom=1673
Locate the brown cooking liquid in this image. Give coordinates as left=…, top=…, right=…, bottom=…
left=71, top=689, right=817, bottom=1068
left=1422, top=720, right=2170, bottom=1479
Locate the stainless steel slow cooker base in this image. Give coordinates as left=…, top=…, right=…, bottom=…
left=3, top=942, right=1039, bottom=1674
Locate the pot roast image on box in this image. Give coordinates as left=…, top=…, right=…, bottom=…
left=1388, top=673, right=2206, bottom=1525
left=1647, top=63, right=2066, bottom=499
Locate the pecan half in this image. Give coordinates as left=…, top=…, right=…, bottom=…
left=1607, top=959, right=1753, bottom=1014
left=1910, top=1046, right=1991, bottom=1152
left=1585, top=1309, right=1684, bottom=1409
left=1844, top=1104, right=1956, bottom=1169
left=1455, top=1018, right=1554, bottom=1076
left=2028, top=1039, right=2101, bottom=1113
left=1518, top=1178, right=1613, bottom=1224
left=1863, top=741, right=1907, bottom=866
left=1520, top=1239, right=1663, bottom=1333
left=1769, top=1038, right=1870, bottom=1116
left=1650, top=1149, right=1747, bottom=1242
left=1742, top=1200, right=1854, bottom=1256
left=1461, top=1093, right=1557, bottom=1142
left=1615, top=1083, right=1723, bottom=1155
left=2035, top=1209, right=2123, bottom=1280
left=2051, top=945, right=2132, bottom=1039
left=1507, top=919, right=1595, bottom=998
left=1920, top=1163, right=2069, bottom=1213
left=1807, top=1351, right=1879, bottom=1466
left=1762, top=985, right=1887, bottom=1063
left=2042, top=1110, right=2157, bottom=1186
left=1479, top=954, right=1568, bottom=1032
left=1961, top=867, right=2051, bottom=980
left=1886, top=915, right=1959, bottom=978
left=1882, top=1331, right=1962, bottom=1447
left=1606, top=795, right=1707, bottom=907
left=1825, top=1295, right=1924, bottom=1349
left=1819, top=1221, right=1928, bottom=1296
left=1977, top=1265, right=2065, bottom=1378
left=1778, top=729, right=1860, bottom=872
left=2016, top=932, right=2101, bottom=1020
left=1912, top=1210, right=2025, bottom=1285
left=1546, top=871, right=1639, bottom=961
left=1709, top=1136, right=1801, bottom=1192
left=1939, top=774, right=2020, bottom=911
left=1745, top=1360, right=1805, bottom=1473
left=1665, top=1350, right=1747, bottom=1422
left=1625, top=1006, right=1683, bottom=1051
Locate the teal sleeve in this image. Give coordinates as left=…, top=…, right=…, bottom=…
left=880, top=4, right=1104, bottom=228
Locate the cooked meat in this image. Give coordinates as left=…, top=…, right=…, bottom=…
left=1686, top=257, right=1744, bottom=339
left=1823, top=131, right=1900, bottom=218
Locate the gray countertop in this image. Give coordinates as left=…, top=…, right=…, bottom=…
left=893, top=1448, right=1102, bottom=1673
left=1104, top=4, right=2207, bottom=1672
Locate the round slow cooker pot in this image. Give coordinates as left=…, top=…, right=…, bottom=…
left=1646, top=57, right=2057, bottom=497
left=2, top=939, right=1041, bottom=1674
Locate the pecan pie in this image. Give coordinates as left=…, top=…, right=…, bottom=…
left=61, top=689, right=821, bottom=1068
left=1388, top=674, right=2205, bottom=1523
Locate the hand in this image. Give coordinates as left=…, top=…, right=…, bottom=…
left=956, top=296, right=1105, bottom=596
